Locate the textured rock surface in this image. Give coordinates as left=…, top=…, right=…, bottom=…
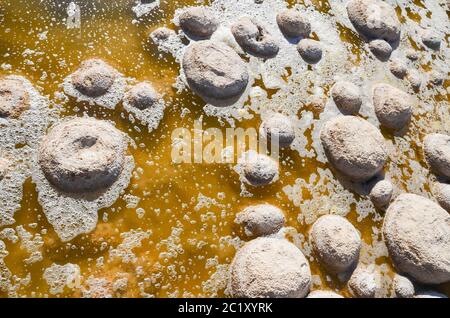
left=124, top=82, right=159, bottom=110
left=242, top=153, right=279, bottom=186
left=368, top=39, right=392, bottom=61
left=39, top=117, right=126, bottom=193
left=373, top=83, right=412, bottom=130
left=389, top=58, right=408, bottom=79
left=276, top=9, right=311, bottom=38
left=235, top=204, right=285, bottom=237
left=382, top=193, right=450, bottom=284
left=71, top=59, right=117, bottom=98
left=393, top=274, right=414, bottom=298
left=331, top=81, right=362, bottom=115
left=0, top=78, right=30, bottom=118
left=179, top=7, right=218, bottom=39
left=310, top=215, right=361, bottom=274
left=259, top=113, right=295, bottom=148
left=421, top=29, right=441, bottom=50
left=297, top=39, right=322, bottom=64
left=348, top=266, right=379, bottom=298
left=229, top=237, right=311, bottom=298
left=433, top=182, right=450, bottom=212
left=346, top=0, right=400, bottom=42
left=320, top=116, right=388, bottom=181
left=369, top=179, right=393, bottom=210
left=182, top=41, right=249, bottom=106
left=231, top=17, right=279, bottom=58
left=423, top=133, right=450, bottom=179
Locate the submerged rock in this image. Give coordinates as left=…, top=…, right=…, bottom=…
left=235, top=204, right=285, bottom=237
left=182, top=40, right=249, bottom=106
left=372, top=83, right=412, bottom=130
left=320, top=116, right=388, bottom=181
left=38, top=117, right=126, bottom=193
left=346, top=0, right=400, bottom=42
left=382, top=193, right=450, bottom=285
left=229, top=237, right=311, bottom=298
left=276, top=9, right=311, bottom=39
left=423, top=133, right=450, bottom=179
left=297, top=39, right=322, bottom=64
left=231, top=17, right=279, bottom=58
left=0, top=77, right=30, bottom=118
left=310, top=215, right=361, bottom=274
left=178, top=7, right=218, bottom=39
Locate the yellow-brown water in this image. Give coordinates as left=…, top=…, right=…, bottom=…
left=0, top=0, right=448, bottom=297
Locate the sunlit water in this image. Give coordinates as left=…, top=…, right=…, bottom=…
left=0, top=0, right=448, bottom=297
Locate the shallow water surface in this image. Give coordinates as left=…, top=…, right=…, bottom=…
left=0, top=0, right=448, bottom=297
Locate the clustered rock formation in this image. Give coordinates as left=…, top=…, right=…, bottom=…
left=1, top=0, right=448, bottom=298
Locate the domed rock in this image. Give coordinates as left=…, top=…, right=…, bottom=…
left=297, top=39, right=322, bottom=64
left=276, top=10, right=311, bottom=39
left=406, top=70, right=422, bottom=90
left=241, top=153, right=279, bottom=186
left=405, top=49, right=420, bottom=61
left=423, top=133, right=450, bottom=179
left=432, top=182, right=450, bottom=212
left=428, top=71, right=444, bottom=86
left=346, top=0, right=400, bottom=42
left=307, top=290, right=344, bottom=298
left=421, top=29, right=441, bottom=50
left=0, top=77, right=30, bottom=118
left=38, top=117, right=126, bottom=193
left=124, top=82, right=159, bottom=110
left=259, top=113, right=295, bottom=148
left=178, top=7, right=218, bottom=39
left=320, top=116, right=388, bottom=181
left=182, top=40, right=249, bottom=106
left=229, top=237, right=311, bottom=298
left=331, top=81, right=362, bottom=115
left=372, top=84, right=412, bottom=130
left=231, top=17, right=279, bottom=59
left=369, top=179, right=393, bottom=210
left=393, top=274, right=414, bottom=298
left=389, top=58, right=408, bottom=79
left=235, top=204, right=285, bottom=237
left=368, top=39, right=392, bottom=61
left=348, top=266, right=379, bottom=298
left=310, top=215, right=361, bottom=274
left=382, top=193, right=450, bottom=284
left=71, top=59, right=117, bottom=98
